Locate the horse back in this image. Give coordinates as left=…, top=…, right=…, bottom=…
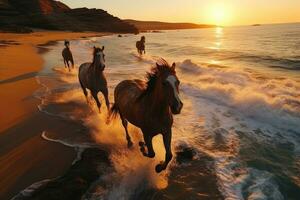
left=115, top=80, right=145, bottom=101
left=114, top=80, right=147, bottom=123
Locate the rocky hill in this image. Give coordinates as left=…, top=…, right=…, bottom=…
left=125, top=19, right=216, bottom=31
left=0, top=0, right=138, bottom=33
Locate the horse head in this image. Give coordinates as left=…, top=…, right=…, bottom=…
left=93, top=46, right=105, bottom=70
left=157, top=61, right=183, bottom=114
left=64, top=40, right=70, bottom=48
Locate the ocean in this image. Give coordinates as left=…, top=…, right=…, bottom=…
left=15, top=23, right=300, bottom=199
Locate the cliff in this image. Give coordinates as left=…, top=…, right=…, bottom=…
left=0, top=0, right=138, bottom=33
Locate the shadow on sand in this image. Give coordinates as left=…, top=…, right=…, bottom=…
left=0, top=72, right=38, bottom=85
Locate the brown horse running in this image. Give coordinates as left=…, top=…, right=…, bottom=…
left=78, top=46, right=109, bottom=112
left=62, top=40, right=74, bottom=72
left=136, top=36, right=146, bottom=55
left=110, top=59, right=183, bottom=173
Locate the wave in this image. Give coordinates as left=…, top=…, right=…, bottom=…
left=176, top=59, right=299, bottom=199
left=178, top=59, right=300, bottom=133
left=26, top=33, right=300, bottom=200
left=216, top=51, right=300, bottom=70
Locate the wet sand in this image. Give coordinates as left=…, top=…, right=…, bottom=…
left=0, top=31, right=107, bottom=200
left=0, top=31, right=224, bottom=200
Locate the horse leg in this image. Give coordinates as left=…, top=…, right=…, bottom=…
left=155, top=129, right=173, bottom=173
left=63, top=59, right=67, bottom=68
left=91, top=91, right=101, bottom=113
left=71, top=59, right=74, bottom=69
left=139, top=132, right=155, bottom=158
left=120, top=114, right=133, bottom=148
left=67, top=60, right=71, bottom=72
left=79, top=80, right=89, bottom=104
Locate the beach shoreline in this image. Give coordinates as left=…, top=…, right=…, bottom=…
left=0, top=31, right=108, bottom=200
left=1, top=30, right=225, bottom=200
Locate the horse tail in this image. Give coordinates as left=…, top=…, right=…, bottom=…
left=108, top=103, right=120, bottom=122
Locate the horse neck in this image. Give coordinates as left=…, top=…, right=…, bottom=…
left=91, top=59, right=103, bottom=74
left=144, top=79, right=169, bottom=114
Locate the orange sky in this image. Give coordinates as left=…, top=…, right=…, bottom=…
left=61, top=0, right=300, bottom=26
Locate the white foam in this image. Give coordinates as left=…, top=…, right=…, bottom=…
left=11, top=179, right=53, bottom=200
left=178, top=59, right=300, bottom=133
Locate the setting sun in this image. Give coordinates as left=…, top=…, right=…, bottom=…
left=207, top=3, right=231, bottom=26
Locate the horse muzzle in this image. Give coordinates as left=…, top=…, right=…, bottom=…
left=171, top=101, right=183, bottom=115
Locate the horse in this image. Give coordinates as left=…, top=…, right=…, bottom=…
left=62, top=40, right=74, bottom=72
left=110, top=59, right=183, bottom=173
left=78, top=46, right=110, bottom=113
left=136, top=36, right=146, bottom=55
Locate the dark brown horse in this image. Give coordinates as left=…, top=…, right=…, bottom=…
left=78, top=46, right=109, bottom=112
left=136, top=36, right=146, bottom=55
left=110, top=59, right=183, bottom=173
left=62, top=40, right=74, bottom=71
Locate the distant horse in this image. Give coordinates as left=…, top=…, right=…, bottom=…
left=62, top=40, right=74, bottom=71
left=136, top=36, right=146, bottom=55
left=78, top=46, right=109, bottom=112
left=110, top=59, right=183, bottom=173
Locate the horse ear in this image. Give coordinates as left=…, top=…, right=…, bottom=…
left=102, top=46, right=105, bottom=51
left=171, top=62, right=176, bottom=70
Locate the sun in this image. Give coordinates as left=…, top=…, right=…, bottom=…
left=212, top=6, right=225, bottom=25
left=207, top=3, right=231, bottom=26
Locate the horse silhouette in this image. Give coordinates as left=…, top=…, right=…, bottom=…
left=136, top=36, right=146, bottom=55
left=62, top=40, right=74, bottom=72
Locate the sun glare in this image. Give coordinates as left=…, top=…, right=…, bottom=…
left=207, top=3, right=231, bottom=26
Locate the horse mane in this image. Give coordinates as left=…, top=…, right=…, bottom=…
left=139, top=59, right=175, bottom=98
left=92, top=47, right=100, bottom=64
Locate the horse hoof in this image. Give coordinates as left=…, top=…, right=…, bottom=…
left=155, top=164, right=165, bottom=173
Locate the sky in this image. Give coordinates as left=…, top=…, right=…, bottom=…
left=60, top=0, right=300, bottom=26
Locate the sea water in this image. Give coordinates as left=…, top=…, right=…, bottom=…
left=17, top=23, right=300, bottom=200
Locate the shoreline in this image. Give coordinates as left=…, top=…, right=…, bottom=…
left=1, top=30, right=225, bottom=199
left=0, top=31, right=109, bottom=200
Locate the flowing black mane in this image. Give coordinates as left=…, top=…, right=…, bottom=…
left=140, top=59, right=175, bottom=97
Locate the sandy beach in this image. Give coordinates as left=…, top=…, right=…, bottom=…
left=0, top=31, right=107, bottom=200
left=1, top=24, right=299, bottom=200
